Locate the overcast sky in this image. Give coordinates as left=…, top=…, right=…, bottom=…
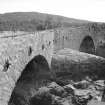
left=0, top=0, right=105, bottom=22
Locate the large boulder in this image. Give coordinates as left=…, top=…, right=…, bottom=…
left=29, top=82, right=71, bottom=105
left=51, top=48, right=105, bottom=81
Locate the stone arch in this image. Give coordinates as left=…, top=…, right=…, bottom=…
left=8, top=54, right=51, bottom=105
left=79, top=36, right=96, bottom=54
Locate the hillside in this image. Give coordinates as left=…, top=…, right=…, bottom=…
left=0, top=12, right=105, bottom=32
left=0, top=12, right=92, bottom=32
left=0, top=12, right=91, bottom=23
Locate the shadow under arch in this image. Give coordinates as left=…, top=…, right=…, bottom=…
left=8, top=55, right=51, bottom=105
left=79, top=36, right=96, bottom=54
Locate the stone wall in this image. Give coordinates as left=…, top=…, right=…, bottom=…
left=0, top=30, right=54, bottom=105
left=51, top=48, right=105, bottom=81
left=53, top=25, right=105, bottom=56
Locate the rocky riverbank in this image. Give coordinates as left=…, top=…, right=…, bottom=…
left=9, top=79, right=105, bottom=105
left=30, top=79, right=105, bottom=105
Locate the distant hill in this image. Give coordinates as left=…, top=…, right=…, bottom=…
left=0, top=12, right=91, bottom=23
left=0, top=12, right=98, bottom=31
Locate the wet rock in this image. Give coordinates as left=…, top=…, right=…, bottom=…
left=29, top=85, right=70, bottom=105
left=64, top=84, right=75, bottom=94
left=29, top=90, right=52, bottom=105
left=71, top=95, right=92, bottom=105
left=94, top=80, right=105, bottom=91
left=48, top=82, right=67, bottom=97
left=102, top=87, right=105, bottom=102
left=87, top=100, right=105, bottom=105
left=73, top=80, right=90, bottom=89
left=52, top=96, right=70, bottom=105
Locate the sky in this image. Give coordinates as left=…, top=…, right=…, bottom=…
left=0, top=0, right=105, bottom=22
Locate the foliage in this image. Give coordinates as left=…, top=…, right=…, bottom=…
left=0, top=16, right=63, bottom=31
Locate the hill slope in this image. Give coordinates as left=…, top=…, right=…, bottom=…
left=0, top=12, right=90, bottom=23
left=0, top=12, right=98, bottom=31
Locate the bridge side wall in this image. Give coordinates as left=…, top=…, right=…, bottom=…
left=53, top=25, right=105, bottom=54
left=0, top=31, right=54, bottom=105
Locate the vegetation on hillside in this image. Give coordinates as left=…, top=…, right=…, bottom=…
left=0, top=12, right=105, bottom=32
left=0, top=12, right=91, bottom=31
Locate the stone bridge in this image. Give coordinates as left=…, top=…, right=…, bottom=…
left=0, top=24, right=105, bottom=105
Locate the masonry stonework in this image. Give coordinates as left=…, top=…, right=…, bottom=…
left=0, top=24, right=105, bottom=105
left=0, top=31, right=54, bottom=105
